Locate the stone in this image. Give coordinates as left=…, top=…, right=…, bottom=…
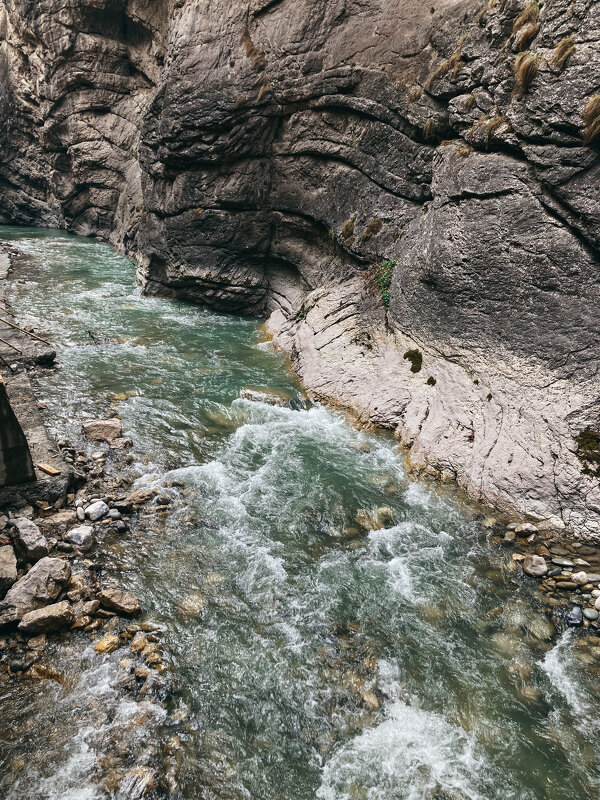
left=551, top=558, right=574, bottom=568
left=108, top=509, right=121, bottom=521
left=18, top=601, right=74, bottom=634
left=239, top=388, right=292, bottom=407
left=94, top=634, right=121, bottom=653
left=85, top=501, right=109, bottom=521
left=97, top=588, right=141, bottom=616
left=177, top=593, right=206, bottom=617
left=82, top=599, right=100, bottom=615
left=82, top=419, right=123, bottom=443
left=566, top=607, right=583, bottom=627
left=0, top=545, right=17, bottom=598
left=572, top=571, right=588, bottom=585
left=0, top=557, right=71, bottom=626
left=595, top=597, right=600, bottom=611
left=11, top=518, right=48, bottom=562
left=76, top=506, right=85, bottom=522
left=65, top=525, right=95, bottom=552
left=515, top=523, right=538, bottom=536
left=583, top=608, right=599, bottom=621
left=522, top=555, right=547, bottom=578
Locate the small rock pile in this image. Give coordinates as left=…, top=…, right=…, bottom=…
left=495, top=520, right=600, bottom=632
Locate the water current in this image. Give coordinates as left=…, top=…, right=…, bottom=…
left=0, top=227, right=599, bottom=800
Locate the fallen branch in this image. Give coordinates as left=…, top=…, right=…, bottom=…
left=0, top=335, right=22, bottom=354
left=0, top=316, right=51, bottom=345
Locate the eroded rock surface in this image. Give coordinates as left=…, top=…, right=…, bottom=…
left=0, top=0, right=599, bottom=535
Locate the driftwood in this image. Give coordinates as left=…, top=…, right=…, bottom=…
left=0, top=316, right=51, bottom=346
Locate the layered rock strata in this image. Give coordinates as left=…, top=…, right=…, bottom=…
left=0, top=0, right=599, bottom=536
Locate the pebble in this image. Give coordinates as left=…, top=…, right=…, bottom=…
left=572, top=571, right=588, bottom=585
left=85, top=500, right=109, bottom=522
left=76, top=507, right=86, bottom=522
left=595, top=597, right=600, bottom=611
left=552, top=558, right=574, bottom=568
left=94, top=634, right=121, bottom=654
left=566, top=607, right=583, bottom=627
left=583, top=608, right=599, bottom=621
left=522, top=555, right=547, bottom=577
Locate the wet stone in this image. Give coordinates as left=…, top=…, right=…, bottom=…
left=566, top=607, right=583, bottom=627
left=522, top=555, right=547, bottom=577
left=583, top=608, right=599, bottom=621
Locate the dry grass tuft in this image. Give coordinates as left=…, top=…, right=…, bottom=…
left=512, top=1, right=539, bottom=34
left=582, top=95, right=600, bottom=146
left=517, top=22, right=540, bottom=51
left=485, top=115, right=507, bottom=142
left=408, top=85, right=423, bottom=102
left=552, top=35, right=576, bottom=71
left=464, top=93, right=477, bottom=111
left=257, top=82, right=271, bottom=101
left=341, top=217, right=356, bottom=240
left=512, top=52, right=540, bottom=96
left=241, top=29, right=267, bottom=72
left=423, top=118, right=438, bottom=142
left=454, top=142, right=472, bottom=158
left=360, top=218, right=383, bottom=243
left=477, top=0, right=502, bottom=24
left=426, top=38, right=465, bottom=89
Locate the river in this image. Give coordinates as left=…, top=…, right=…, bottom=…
left=0, top=226, right=599, bottom=800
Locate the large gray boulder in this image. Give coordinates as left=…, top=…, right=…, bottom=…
left=0, top=545, right=17, bottom=598
left=0, top=557, right=71, bottom=627
left=11, top=517, right=48, bottom=562
left=18, top=600, right=74, bottom=634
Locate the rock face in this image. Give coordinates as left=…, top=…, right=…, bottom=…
left=0, top=0, right=599, bottom=536
left=0, top=556, right=70, bottom=626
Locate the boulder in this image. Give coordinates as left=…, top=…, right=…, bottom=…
left=522, top=555, right=548, bottom=578
left=0, top=557, right=71, bottom=626
left=85, top=501, right=109, bottom=521
left=97, top=588, right=141, bottom=616
left=18, top=600, right=74, bottom=634
left=11, top=517, right=48, bottom=562
left=0, top=545, right=17, bottom=598
left=82, top=418, right=123, bottom=443
left=65, top=525, right=95, bottom=551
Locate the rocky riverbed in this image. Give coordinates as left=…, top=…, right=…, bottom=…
left=2, top=227, right=600, bottom=799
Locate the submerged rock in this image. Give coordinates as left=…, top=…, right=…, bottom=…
left=240, top=388, right=292, bottom=408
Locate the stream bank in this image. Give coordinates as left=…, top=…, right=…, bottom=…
left=1, top=227, right=600, bottom=799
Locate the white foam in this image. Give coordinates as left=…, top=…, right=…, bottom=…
left=317, top=700, right=487, bottom=800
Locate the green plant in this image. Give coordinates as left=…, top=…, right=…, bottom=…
left=371, top=259, right=396, bottom=307
left=552, top=35, right=575, bottom=70
left=513, top=52, right=540, bottom=96
left=582, top=95, right=600, bottom=146
left=575, top=428, right=600, bottom=476
left=404, top=349, right=423, bottom=373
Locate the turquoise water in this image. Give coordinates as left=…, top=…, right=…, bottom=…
left=1, top=227, right=599, bottom=800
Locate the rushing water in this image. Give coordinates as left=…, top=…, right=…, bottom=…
left=1, top=226, right=600, bottom=800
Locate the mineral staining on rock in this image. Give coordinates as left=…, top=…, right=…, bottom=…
left=0, top=0, right=599, bottom=537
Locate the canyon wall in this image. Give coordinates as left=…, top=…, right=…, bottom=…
left=0, top=0, right=599, bottom=537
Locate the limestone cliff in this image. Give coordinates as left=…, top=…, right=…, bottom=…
left=0, top=0, right=599, bottom=537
